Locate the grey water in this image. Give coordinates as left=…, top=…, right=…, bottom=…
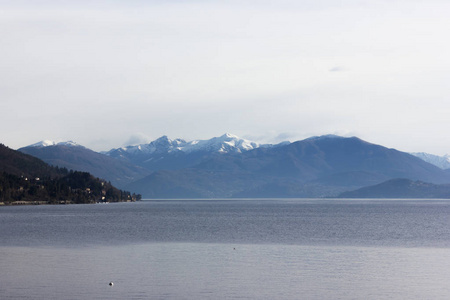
left=1, top=199, right=450, bottom=299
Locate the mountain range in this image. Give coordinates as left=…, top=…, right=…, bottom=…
left=103, top=133, right=285, bottom=172
left=16, top=134, right=450, bottom=199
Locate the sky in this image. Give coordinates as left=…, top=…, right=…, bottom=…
left=2, top=0, right=450, bottom=154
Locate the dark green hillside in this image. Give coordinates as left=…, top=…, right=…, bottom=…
left=0, top=144, right=140, bottom=204
left=19, top=144, right=150, bottom=189
left=0, top=144, right=59, bottom=178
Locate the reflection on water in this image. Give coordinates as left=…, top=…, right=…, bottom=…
left=1, top=200, right=450, bottom=299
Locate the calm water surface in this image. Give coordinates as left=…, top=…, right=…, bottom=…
left=1, top=199, right=450, bottom=299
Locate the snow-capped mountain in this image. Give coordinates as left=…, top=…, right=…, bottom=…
left=107, top=136, right=186, bottom=157
left=107, top=133, right=262, bottom=158
left=127, top=135, right=450, bottom=198
left=105, top=133, right=271, bottom=171
left=410, top=152, right=450, bottom=170
left=28, top=140, right=81, bottom=148
left=184, top=133, right=260, bottom=153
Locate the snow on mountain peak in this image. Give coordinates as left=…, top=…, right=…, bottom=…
left=29, top=140, right=57, bottom=147
left=181, top=133, right=260, bottom=154
left=58, top=141, right=79, bottom=147
left=114, top=136, right=188, bottom=155
left=221, top=133, right=239, bottom=139
left=27, top=140, right=81, bottom=148
left=107, top=133, right=262, bottom=157
left=410, top=152, right=450, bottom=169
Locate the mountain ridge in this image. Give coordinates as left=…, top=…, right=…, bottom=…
left=28, top=140, right=81, bottom=148
left=104, top=133, right=284, bottom=172
left=19, top=144, right=150, bottom=189
left=125, top=135, right=450, bottom=198
left=106, top=133, right=267, bottom=156
left=16, top=134, right=450, bottom=199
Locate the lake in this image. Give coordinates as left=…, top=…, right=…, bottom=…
left=1, top=199, right=450, bottom=299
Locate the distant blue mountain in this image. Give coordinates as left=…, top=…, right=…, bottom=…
left=338, top=178, right=450, bottom=198
left=104, top=134, right=281, bottom=171
left=125, top=135, right=450, bottom=198
left=18, top=134, right=450, bottom=199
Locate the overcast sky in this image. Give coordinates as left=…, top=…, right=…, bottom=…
left=2, top=0, right=450, bottom=154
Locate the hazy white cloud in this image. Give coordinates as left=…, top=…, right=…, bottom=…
left=123, top=133, right=151, bottom=147
left=2, top=0, right=450, bottom=154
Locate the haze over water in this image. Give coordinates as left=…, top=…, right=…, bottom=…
left=1, top=199, right=450, bottom=299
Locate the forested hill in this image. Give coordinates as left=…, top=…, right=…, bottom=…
left=0, top=143, right=59, bottom=178
left=337, top=178, right=450, bottom=199
left=0, top=144, right=140, bottom=204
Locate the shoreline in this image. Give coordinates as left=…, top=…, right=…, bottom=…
left=0, top=199, right=136, bottom=206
